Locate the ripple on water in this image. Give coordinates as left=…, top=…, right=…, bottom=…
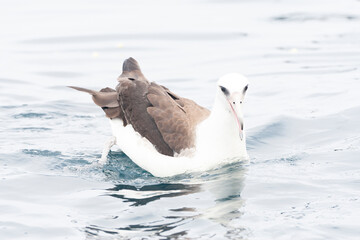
left=12, top=112, right=68, bottom=119
left=79, top=159, right=247, bottom=239
left=272, top=13, right=359, bottom=22
left=22, top=149, right=62, bottom=157
left=0, top=104, right=28, bottom=109
left=13, top=127, right=52, bottom=132
left=13, top=113, right=47, bottom=119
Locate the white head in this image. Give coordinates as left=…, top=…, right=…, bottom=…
left=216, top=73, right=249, bottom=140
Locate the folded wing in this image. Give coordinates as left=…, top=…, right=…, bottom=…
left=70, top=57, right=210, bottom=157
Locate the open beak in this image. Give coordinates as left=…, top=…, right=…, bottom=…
left=227, top=98, right=244, bottom=140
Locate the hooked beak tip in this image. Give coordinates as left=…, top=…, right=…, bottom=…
left=227, top=99, right=245, bottom=141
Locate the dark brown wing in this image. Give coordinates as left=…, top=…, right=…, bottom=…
left=146, top=83, right=192, bottom=153
left=68, top=86, right=119, bottom=108
left=146, top=83, right=210, bottom=153
left=117, top=58, right=210, bottom=156
left=160, top=85, right=210, bottom=127
left=117, top=78, right=174, bottom=156
left=68, top=86, right=124, bottom=119
left=98, top=87, right=124, bottom=120
left=70, top=57, right=210, bottom=157
left=117, top=57, right=147, bottom=83
left=116, top=58, right=174, bottom=156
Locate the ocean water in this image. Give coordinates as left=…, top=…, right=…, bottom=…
left=1, top=0, right=360, bottom=239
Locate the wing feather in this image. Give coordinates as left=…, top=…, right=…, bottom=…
left=146, top=83, right=195, bottom=153
left=117, top=79, right=174, bottom=156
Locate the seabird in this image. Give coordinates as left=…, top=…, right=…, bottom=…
left=69, top=57, right=249, bottom=177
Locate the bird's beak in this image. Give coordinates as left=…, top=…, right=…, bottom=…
left=227, top=97, right=244, bottom=140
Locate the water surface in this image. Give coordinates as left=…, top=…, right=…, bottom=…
left=1, top=0, right=360, bottom=239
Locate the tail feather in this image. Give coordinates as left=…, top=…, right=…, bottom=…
left=118, top=57, right=147, bottom=82
left=68, top=86, right=119, bottom=108
left=122, top=57, right=141, bottom=72
left=68, top=86, right=97, bottom=95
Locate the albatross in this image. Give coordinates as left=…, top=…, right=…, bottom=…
left=69, top=57, right=249, bottom=177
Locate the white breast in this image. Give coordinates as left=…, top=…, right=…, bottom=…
left=109, top=116, right=248, bottom=177
left=109, top=119, right=194, bottom=177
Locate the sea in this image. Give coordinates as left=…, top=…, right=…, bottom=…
left=1, top=0, right=360, bottom=239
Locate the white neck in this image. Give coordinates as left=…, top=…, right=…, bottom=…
left=194, top=92, right=248, bottom=165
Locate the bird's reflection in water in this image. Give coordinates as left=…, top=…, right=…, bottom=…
left=85, top=161, right=247, bottom=239
left=107, top=183, right=201, bottom=206
left=200, top=163, right=247, bottom=238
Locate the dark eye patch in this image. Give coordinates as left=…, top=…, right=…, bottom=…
left=243, top=85, right=248, bottom=93
left=219, top=86, right=230, bottom=96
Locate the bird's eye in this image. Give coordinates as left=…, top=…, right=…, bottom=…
left=233, top=101, right=235, bottom=104
left=219, top=86, right=230, bottom=96
left=240, top=101, right=243, bottom=104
